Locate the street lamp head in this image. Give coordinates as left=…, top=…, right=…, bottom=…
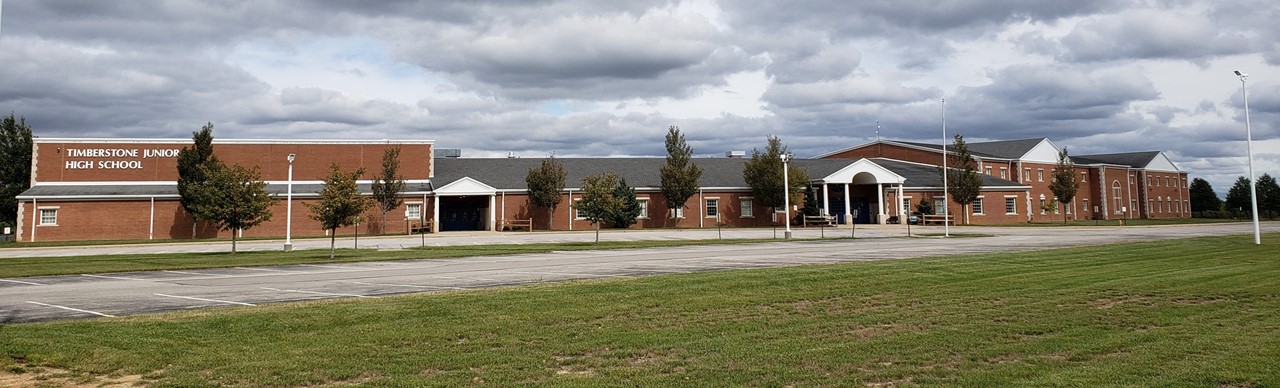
left=1234, top=70, right=1243, bottom=76
left=287, top=153, right=296, bottom=162
left=780, top=153, right=790, bottom=163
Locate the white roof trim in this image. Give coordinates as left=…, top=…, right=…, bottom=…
left=434, top=177, right=497, bottom=196
left=817, top=159, right=906, bottom=185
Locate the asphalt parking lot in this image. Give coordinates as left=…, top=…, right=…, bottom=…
left=1, top=222, right=1275, bottom=323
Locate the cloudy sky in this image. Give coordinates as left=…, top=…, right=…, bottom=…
left=1, top=0, right=1277, bottom=193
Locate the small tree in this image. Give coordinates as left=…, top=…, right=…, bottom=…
left=189, top=160, right=275, bottom=253
left=371, top=146, right=406, bottom=234
left=1048, top=148, right=1080, bottom=224
left=576, top=173, right=620, bottom=243
left=660, top=126, right=702, bottom=224
left=0, top=113, right=33, bottom=227
left=945, top=135, right=983, bottom=224
left=177, top=122, right=216, bottom=238
left=743, top=136, right=809, bottom=213
left=308, top=164, right=374, bottom=258
left=801, top=184, right=820, bottom=217
left=526, top=156, right=567, bottom=230
left=1225, top=176, right=1253, bottom=218
left=609, top=177, right=642, bottom=228
left=1257, top=174, right=1280, bottom=219
left=1189, top=178, right=1222, bottom=217
left=917, top=197, right=934, bottom=215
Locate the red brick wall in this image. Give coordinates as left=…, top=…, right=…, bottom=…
left=33, top=141, right=433, bottom=183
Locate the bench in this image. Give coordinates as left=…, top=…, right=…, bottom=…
left=501, top=218, right=533, bottom=232
left=409, top=219, right=434, bottom=234
left=802, top=215, right=836, bottom=227
left=922, top=214, right=953, bottom=225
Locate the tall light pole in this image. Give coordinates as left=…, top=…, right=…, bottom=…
left=941, top=97, right=950, bottom=237
left=1235, top=70, right=1261, bottom=245
left=782, top=152, right=793, bottom=239
left=284, top=153, right=296, bottom=251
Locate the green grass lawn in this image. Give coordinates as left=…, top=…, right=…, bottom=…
left=2, top=233, right=1279, bottom=386
left=994, top=217, right=1244, bottom=227
left=0, top=239, right=787, bottom=278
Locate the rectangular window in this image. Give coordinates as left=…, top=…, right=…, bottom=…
left=740, top=197, right=754, bottom=218
left=1081, top=172, right=1087, bottom=182
left=1066, top=201, right=1072, bottom=214
left=1039, top=197, right=1047, bottom=214
left=405, top=203, right=422, bottom=220
left=933, top=198, right=946, bottom=215
left=1165, top=177, right=1170, bottom=187
left=1005, top=196, right=1017, bottom=215
left=1037, top=169, right=1044, bottom=182
left=574, top=199, right=585, bottom=220
left=902, top=197, right=912, bottom=212
left=1000, top=167, right=1008, bottom=179
left=705, top=198, right=719, bottom=218
left=985, top=166, right=993, bottom=176
left=1024, top=168, right=1031, bottom=182
left=972, top=196, right=984, bottom=215
left=637, top=198, right=650, bottom=219
left=671, top=206, right=684, bottom=219
left=39, top=208, right=58, bottom=225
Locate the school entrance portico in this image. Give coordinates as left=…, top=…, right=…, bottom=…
left=432, top=177, right=497, bottom=232
left=811, top=159, right=907, bottom=225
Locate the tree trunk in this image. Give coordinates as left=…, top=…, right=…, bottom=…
left=381, top=210, right=387, bottom=236
left=547, top=207, right=554, bottom=230
left=329, top=228, right=336, bottom=259
left=231, top=230, right=237, bottom=254
left=354, top=222, right=359, bottom=249
left=594, top=222, right=600, bottom=244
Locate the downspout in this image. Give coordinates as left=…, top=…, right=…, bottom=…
left=30, top=198, right=37, bottom=242
left=149, top=197, right=155, bottom=240
left=699, top=188, right=704, bottom=228
left=567, top=189, right=574, bottom=231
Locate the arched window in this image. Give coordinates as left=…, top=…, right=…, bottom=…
left=1112, top=181, right=1122, bottom=214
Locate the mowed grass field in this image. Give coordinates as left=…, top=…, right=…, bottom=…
left=2, top=234, right=1279, bottom=387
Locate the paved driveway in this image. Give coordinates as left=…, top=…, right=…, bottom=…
left=1, top=223, right=1274, bottom=323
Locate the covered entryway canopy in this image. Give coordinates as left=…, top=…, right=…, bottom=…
left=812, top=159, right=907, bottom=224
left=432, top=177, right=497, bottom=232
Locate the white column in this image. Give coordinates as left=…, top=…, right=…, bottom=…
left=877, top=183, right=886, bottom=224
left=897, top=184, right=905, bottom=218
left=432, top=195, right=441, bottom=233
left=842, top=183, right=851, bottom=225
left=488, top=195, right=497, bottom=231
left=567, top=190, right=574, bottom=231
left=821, top=183, right=830, bottom=216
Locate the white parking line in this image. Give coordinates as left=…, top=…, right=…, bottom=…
left=260, top=287, right=374, bottom=298
left=0, top=279, right=44, bottom=286
left=509, top=270, right=626, bottom=278
left=298, top=264, right=358, bottom=270
left=154, top=293, right=256, bottom=306
left=26, top=301, right=115, bottom=317
left=163, top=270, right=227, bottom=277
left=424, top=274, right=500, bottom=281
left=234, top=266, right=294, bottom=272
left=82, top=274, right=142, bottom=281
left=350, top=281, right=464, bottom=290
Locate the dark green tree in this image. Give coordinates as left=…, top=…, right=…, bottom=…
left=659, top=126, right=701, bottom=224
left=525, top=156, right=566, bottom=230
left=371, top=146, right=406, bottom=234
left=1257, top=173, right=1280, bottom=219
left=801, top=184, right=820, bottom=217
left=576, top=173, right=620, bottom=243
left=1048, top=148, right=1080, bottom=224
left=917, top=197, right=934, bottom=215
left=0, top=113, right=33, bottom=228
left=1225, top=176, right=1253, bottom=218
left=308, top=164, right=374, bottom=258
left=1188, top=178, right=1221, bottom=216
left=177, top=122, right=216, bottom=238
left=742, top=136, right=809, bottom=212
left=189, top=160, right=275, bottom=253
left=609, top=177, right=641, bottom=228
left=945, top=135, right=983, bottom=224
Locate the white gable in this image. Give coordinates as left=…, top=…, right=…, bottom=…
left=818, top=159, right=906, bottom=184
left=434, top=177, right=497, bottom=196
left=1021, top=139, right=1062, bottom=163
left=1145, top=152, right=1181, bottom=172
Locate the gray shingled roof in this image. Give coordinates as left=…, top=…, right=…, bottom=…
left=18, top=182, right=433, bottom=198
left=897, top=138, right=1046, bottom=160
left=1071, top=151, right=1161, bottom=168
left=870, top=158, right=1027, bottom=189
left=433, top=157, right=859, bottom=190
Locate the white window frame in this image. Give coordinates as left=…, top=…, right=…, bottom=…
left=1083, top=199, right=1090, bottom=213
left=1005, top=196, right=1018, bottom=215
left=671, top=206, right=684, bottom=219
left=405, top=202, right=422, bottom=220
left=38, top=207, right=59, bottom=226
left=972, top=196, right=984, bottom=215
left=637, top=198, right=650, bottom=219
left=574, top=199, right=586, bottom=220
left=985, top=166, right=992, bottom=176
left=1000, top=167, right=1008, bottom=179
left=704, top=197, right=720, bottom=218
left=1037, top=169, right=1044, bottom=182
left=901, top=197, right=913, bottom=212
left=1081, top=172, right=1087, bottom=182
left=740, top=197, right=754, bottom=218
left=1039, top=195, right=1047, bottom=215
left=1024, top=168, right=1031, bottom=182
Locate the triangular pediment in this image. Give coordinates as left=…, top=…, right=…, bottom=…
left=819, top=159, right=907, bottom=184
left=1021, top=139, right=1062, bottom=163
left=434, top=177, right=497, bottom=196
left=1145, top=152, right=1181, bottom=172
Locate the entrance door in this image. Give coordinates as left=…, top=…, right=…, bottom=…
left=440, top=196, right=489, bottom=231
left=851, top=199, right=871, bottom=224
left=825, top=185, right=847, bottom=223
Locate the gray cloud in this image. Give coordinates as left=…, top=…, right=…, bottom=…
left=1055, top=8, right=1250, bottom=63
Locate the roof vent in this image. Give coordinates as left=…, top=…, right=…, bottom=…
left=434, top=148, right=462, bottom=158
left=726, top=150, right=746, bottom=158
